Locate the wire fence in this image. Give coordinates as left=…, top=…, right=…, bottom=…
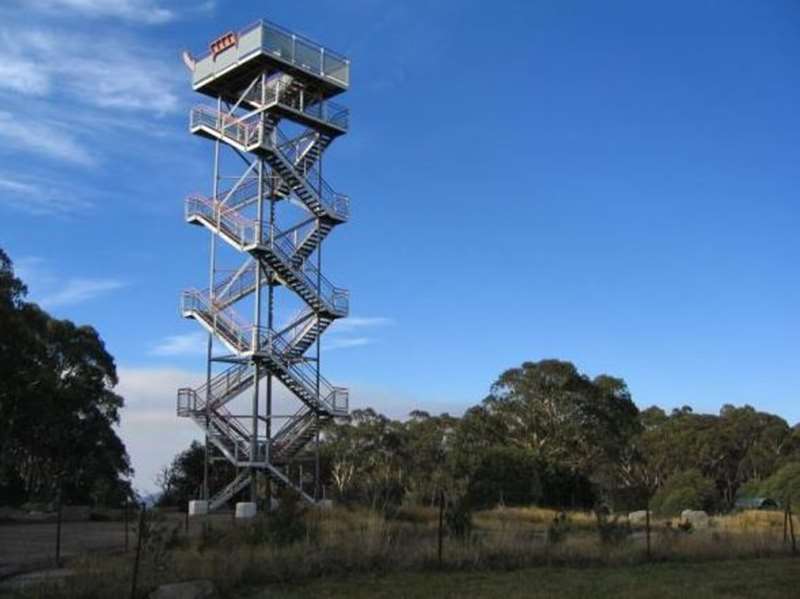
left=0, top=503, right=237, bottom=579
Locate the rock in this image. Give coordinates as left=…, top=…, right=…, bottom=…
left=148, top=580, right=217, bottom=599
left=317, top=499, right=334, bottom=510
left=628, top=510, right=651, bottom=525
left=681, top=509, right=709, bottom=528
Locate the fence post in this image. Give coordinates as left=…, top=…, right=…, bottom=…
left=54, top=482, right=63, bottom=567
left=789, top=498, right=797, bottom=556
left=437, top=490, right=444, bottom=567
left=645, top=504, right=652, bottom=561
left=785, top=504, right=790, bottom=544
left=130, top=504, right=146, bottom=599
left=124, top=498, right=129, bottom=552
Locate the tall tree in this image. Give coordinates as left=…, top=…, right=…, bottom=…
left=0, top=249, right=133, bottom=505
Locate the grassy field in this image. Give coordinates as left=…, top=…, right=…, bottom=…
left=2, top=506, right=796, bottom=598
left=253, top=558, right=800, bottom=599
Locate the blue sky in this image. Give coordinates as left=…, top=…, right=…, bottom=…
left=1, top=0, right=798, bottom=491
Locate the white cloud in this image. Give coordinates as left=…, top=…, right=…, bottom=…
left=41, top=278, right=128, bottom=308
left=331, top=316, right=395, bottom=334
left=116, top=367, right=204, bottom=493
left=150, top=332, right=207, bottom=357
left=0, top=28, right=182, bottom=116
left=16, top=256, right=128, bottom=307
left=0, top=59, right=51, bottom=95
left=323, top=316, right=394, bottom=350
left=0, top=174, right=93, bottom=214
left=0, top=112, right=94, bottom=165
left=324, top=336, right=372, bottom=351
left=24, top=0, right=175, bottom=24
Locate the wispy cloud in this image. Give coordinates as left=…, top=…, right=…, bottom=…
left=0, top=112, right=94, bottom=165
left=0, top=174, right=92, bottom=215
left=324, top=316, right=395, bottom=351
left=324, top=336, right=372, bottom=351
left=41, top=278, right=127, bottom=308
left=331, top=316, right=395, bottom=334
left=0, top=58, right=50, bottom=94
left=15, top=256, right=128, bottom=308
left=24, top=0, right=176, bottom=24
left=150, top=332, right=207, bottom=357
left=0, top=28, right=182, bottom=115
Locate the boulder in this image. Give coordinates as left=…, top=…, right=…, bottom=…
left=681, top=509, right=709, bottom=528
left=628, top=510, right=651, bottom=525
left=148, top=580, right=217, bottom=599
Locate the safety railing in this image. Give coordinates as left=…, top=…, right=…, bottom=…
left=274, top=127, right=350, bottom=220
left=248, top=76, right=350, bottom=131
left=213, top=263, right=258, bottom=307
left=193, top=362, right=252, bottom=408
left=186, top=192, right=348, bottom=316
left=255, top=327, right=346, bottom=415
left=190, top=106, right=261, bottom=147
left=181, top=288, right=256, bottom=354
left=272, top=406, right=311, bottom=448
left=279, top=307, right=317, bottom=347
left=182, top=287, right=347, bottom=415
left=262, top=222, right=349, bottom=316
left=193, top=19, right=350, bottom=88
left=185, top=194, right=257, bottom=248
left=190, top=106, right=349, bottom=221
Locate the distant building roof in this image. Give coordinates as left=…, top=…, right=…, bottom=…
left=734, top=496, right=778, bottom=509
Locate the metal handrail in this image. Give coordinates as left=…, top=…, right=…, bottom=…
left=274, top=127, right=350, bottom=219
left=185, top=193, right=348, bottom=316
left=182, top=288, right=346, bottom=415
left=194, top=19, right=350, bottom=87
left=272, top=405, right=310, bottom=446
left=190, top=105, right=349, bottom=221
left=244, top=76, right=350, bottom=131
left=191, top=106, right=261, bottom=147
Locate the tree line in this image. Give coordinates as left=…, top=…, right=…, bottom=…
left=162, top=360, right=800, bottom=515
left=0, top=249, right=132, bottom=507
left=2, top=245, right=798, bottom=514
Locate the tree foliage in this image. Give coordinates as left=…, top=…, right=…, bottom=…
left=0, top=248, right=132, bottom=506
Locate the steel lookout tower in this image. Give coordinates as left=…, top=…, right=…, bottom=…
left=176, top=19, right=351, bottom=513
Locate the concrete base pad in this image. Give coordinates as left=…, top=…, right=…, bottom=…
left=188, top=500, right=208, bottom=516
left=235, top=502, right=257, bottom=519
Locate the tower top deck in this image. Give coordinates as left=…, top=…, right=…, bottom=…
left=190, top=19, right=350, bottom=100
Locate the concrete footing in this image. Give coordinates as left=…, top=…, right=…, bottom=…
left=188, top=500, right=208, bottom=516
left=235, top=502, right=257, bottom=519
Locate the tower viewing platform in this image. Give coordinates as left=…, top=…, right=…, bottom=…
left=190, top=19, right=350, bottom=101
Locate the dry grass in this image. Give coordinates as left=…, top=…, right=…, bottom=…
left=6, top=506, right=796, bottom=599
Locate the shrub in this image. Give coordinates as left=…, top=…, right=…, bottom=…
left=445, top=495, right=473, bottom=539
left=651, top=469, right=717, bottom=516
left=467, top=447, right=541, bottom=509
left=266, top=487, right=312, bottom=546
left=594, top=511, right=631, bottom=546
left=546, top=512, right=570, bottom=545
left=762, top=462, right=800, bottom=505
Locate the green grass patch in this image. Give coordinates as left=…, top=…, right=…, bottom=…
left=252, top=558, right=800, bottom=599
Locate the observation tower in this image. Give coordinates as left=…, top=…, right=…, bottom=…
left=176, top=20, right=351, bottom=512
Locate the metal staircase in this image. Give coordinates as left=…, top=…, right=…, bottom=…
left=177, top=20, right=351, bottom=510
